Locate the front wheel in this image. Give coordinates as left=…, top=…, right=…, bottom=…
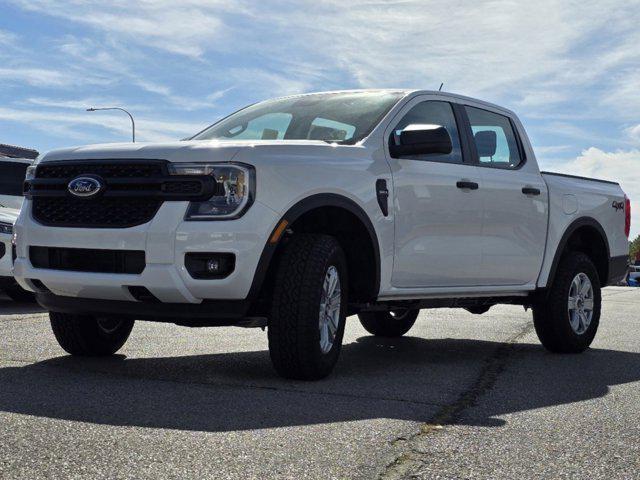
left=358, top=309, right=419, bottom=337
left=268, top=234, right=348, bottom=380
left=50, top=312, right=135, bottom=356
left=533, top=252, right=601, bottom=353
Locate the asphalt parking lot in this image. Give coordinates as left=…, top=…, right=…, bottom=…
left=0, top=287, right=638, bottom=479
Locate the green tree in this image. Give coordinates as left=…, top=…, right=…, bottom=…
left=630, top=234, right=640, bottom=263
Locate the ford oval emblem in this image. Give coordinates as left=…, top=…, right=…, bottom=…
left=68, top=176, right=104, bottom=197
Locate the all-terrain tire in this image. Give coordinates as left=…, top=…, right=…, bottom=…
left=268, top=234, right=348, bottom=380
left=49, top=312, right=135, bottom=356
left=358, top=309, right=419, bottom=337
left=533, top=252, right=601, bottom=353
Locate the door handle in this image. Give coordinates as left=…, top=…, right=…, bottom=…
left=456, top=180, right=479, bottom=190
left=522, top=187, right=541, bottom=196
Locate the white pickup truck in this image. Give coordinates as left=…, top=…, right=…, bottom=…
left=14, top=90, right=630, bottom=379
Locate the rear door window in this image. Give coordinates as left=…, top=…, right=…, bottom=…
left=465, top=106, right=523, bottom=168
left=0, top=161, right=29, bottom=196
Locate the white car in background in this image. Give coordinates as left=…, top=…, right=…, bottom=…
left=0, top=157, right=34, bottom=301
left=0, top=157, right=32, bottom=210
left=0, top=207, right=33, bottom=301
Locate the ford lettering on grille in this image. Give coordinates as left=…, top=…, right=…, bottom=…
left=68, top=176, right=104, bottom=198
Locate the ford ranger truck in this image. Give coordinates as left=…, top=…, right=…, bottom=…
left=14, top=90, right=630, bottom=379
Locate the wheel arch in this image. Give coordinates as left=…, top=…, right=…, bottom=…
left=545, top=216, right=610, bottom=289
left=247, top=194, right=381, bottom=311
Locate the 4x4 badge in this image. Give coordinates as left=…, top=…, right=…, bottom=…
left=612, top=200, right=624, bottom=211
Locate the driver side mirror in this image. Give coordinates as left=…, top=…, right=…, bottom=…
left=389, top=124, right=453, bottom=158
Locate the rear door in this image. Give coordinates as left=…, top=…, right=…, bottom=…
left=387, top=96, right=485, bottom=287
left=462, top=105, right=548, bottom=286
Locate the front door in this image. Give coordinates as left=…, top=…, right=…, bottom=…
left=388, top=97, right=485, bottom=288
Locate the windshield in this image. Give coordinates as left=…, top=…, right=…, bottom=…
left=190, top=91, right=405, bottom=144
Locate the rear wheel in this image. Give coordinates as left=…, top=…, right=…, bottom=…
left=358, top=309, right=419, bottom=337
left=49, top=312, right=135, bottom=356
left=268, top=234, right=348, bottom=380
left=533, top=252, right=601, bottom=353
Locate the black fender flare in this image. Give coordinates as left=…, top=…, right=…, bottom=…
left=246, top=193, right=381, bottom=301
left=545, top=216, right=610, bottom=288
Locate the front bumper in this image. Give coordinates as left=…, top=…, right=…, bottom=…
left=14, top=199, right=280, bottom=304
left=36, top=292, right=263, bottom=325
left=0, top=233, right=13, bottom=279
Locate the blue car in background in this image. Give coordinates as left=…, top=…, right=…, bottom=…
left=628, top=264, right=640, bottom=287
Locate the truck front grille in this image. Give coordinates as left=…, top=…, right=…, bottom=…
left=36, top=162, right=164, bottom=179
left=33, top=197, right=163, bottom=228
left=26, top=160, right=217, bottom=228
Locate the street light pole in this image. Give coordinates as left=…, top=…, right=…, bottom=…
left=86, top=107, right=136, bottom=142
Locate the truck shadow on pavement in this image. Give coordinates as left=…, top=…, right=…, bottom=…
left=1, top=335, right=639, bottom=432
left=0, top=296, right=44, bottom=315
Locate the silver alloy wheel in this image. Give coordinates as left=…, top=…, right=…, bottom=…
left=319, top=265, right=341, bottom=354
left=97, top=317, right=123, bottom=334
left=567, top=272, right=594, bottom=335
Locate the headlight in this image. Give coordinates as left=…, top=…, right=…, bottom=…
left=168, top=163, right=254, bottom=220
left=0, top=222, right=13, bottom=235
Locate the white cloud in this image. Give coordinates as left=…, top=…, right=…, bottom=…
left=52, top=36, right=230, bottom=110
left=517, top=91, right=567, bottom=108
left=3, top=0, right=640, bottom=170
left=0, top=107, right=203, bottom=143
left=555, top=147, right=640, bottom=237
left=8, top=0, right=639, bottom=120
left=226, top=68, right=312, bottom=98
left=535, top=145, right=572, bottom=156
left=9, top=0, right=239, bottom=58
left=0, top=67, right=109, bottom=88
left=0, top=29, right=18, bottom=46
left=24, top=97, right=120, bottom=109
left=625, top=124, right=640, bottom=143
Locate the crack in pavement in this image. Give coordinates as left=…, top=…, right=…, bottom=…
left=380, top=321, right=535, bottom=480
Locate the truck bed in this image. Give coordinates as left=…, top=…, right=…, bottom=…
left=536, top=171, right=628, bottom=288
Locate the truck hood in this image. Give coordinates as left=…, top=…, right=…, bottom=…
left=39, top=139, right=340, bottom=165
left=0, top=207, right=19, bottom=225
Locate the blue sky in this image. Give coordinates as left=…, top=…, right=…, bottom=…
left=1, top=0, right=640, bottom=233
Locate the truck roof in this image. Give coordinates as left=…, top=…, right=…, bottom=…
left=272, top=89, right=517, bottom=117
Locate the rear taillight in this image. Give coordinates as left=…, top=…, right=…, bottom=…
left=625, top=194, right=631, bottom=238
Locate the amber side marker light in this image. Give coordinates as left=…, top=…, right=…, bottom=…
left=270, top=220, right=289, bottom=244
